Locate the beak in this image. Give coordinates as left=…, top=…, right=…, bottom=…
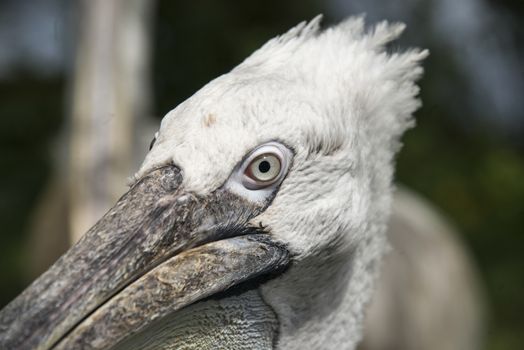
left=0, top=165, right=289, bottom=350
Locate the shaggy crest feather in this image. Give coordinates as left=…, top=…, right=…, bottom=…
left=138, top=15, right=428, bottom=190
left=229, top=15, right=428, bottom=159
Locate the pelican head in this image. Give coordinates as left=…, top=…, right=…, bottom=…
left=0, top=16, right=427, bottom=350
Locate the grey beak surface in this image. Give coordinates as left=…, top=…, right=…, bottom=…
left=0, top=165, right=289, bottom=350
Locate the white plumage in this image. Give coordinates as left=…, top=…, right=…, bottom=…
left=138, top=16, right=427, bottom=349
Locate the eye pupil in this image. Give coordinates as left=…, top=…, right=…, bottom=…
left=258, top=160, right=271, bottom=173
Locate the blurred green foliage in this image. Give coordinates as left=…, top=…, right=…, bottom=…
left=397, top=106, right=524, bottom=349
left=153, top=0, right=322, bottom=113
left=0, top=1, right=522, bottom=349
left=0, top=75, right=64, bottom=305
left=397, top=23, right=524, bottom=348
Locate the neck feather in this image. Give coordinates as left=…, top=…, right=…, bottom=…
left=260, top=229, right=387, bottom=350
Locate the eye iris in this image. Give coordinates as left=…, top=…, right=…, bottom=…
left=249, top=154, right=281, bottom=182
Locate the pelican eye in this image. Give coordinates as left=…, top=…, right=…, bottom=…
left=226, top=141, right=292, bottom=202
left=240, top=143, right=290, bottom=191
left=246, top=154, right=281, bottom=182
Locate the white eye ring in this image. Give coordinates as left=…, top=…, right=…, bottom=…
left=226, top=142, right=292, bottom=202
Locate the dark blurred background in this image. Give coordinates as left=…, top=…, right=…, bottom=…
left=0, top=1, right=522, bottom=349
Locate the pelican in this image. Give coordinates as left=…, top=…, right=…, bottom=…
left=0, top=16, right=429, bottom=349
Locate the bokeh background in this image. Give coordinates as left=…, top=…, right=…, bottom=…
left=0, top=1, right=522, bottom=349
